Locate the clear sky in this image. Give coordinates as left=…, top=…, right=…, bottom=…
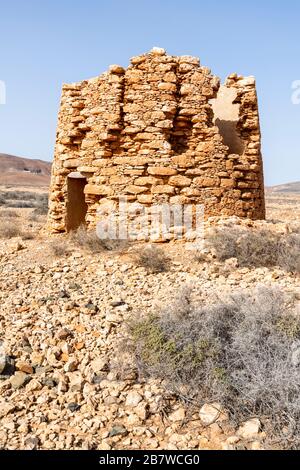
left=0, top=0, right=299, bottom=185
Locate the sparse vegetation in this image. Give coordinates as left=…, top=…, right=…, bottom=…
left=22, top=232, right=35, bottom=241
left=278, top=233, right=300, bottom=273
left=32, top=197, right=48, bottom=215
left=0, top=221, right=22, bottom=239
left=128, top=286, right=300, bottom=447
left=49, top=240, right=71, bottom=257
left=0, top=190, right=48, bottom=212
left=207, top=226, right=300, bottom=273
left=133, top=246, right=171, bottom=273
left=69, top=225, right=128, bottom=253
left=0, top=209, right=20, bottom=218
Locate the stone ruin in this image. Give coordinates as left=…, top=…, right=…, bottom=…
left=47, top=47, right=265, bottom=240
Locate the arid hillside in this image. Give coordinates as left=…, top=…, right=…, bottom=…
left=267, top=181, right=300, bottom=193
left=0, top=154, right=51, bottom=187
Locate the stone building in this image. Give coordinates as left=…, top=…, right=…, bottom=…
left=47, top=47, right=265, bottom=239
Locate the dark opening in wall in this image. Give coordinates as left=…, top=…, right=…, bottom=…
left=170, top=118, right=193, bottom=154
left=66, top=175, right=88, bottom=232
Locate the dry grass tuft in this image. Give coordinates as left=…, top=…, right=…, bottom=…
left=0, top=221, right=22, bottom=239
left=207, top=226, right=300, bottom=273
left=133, top=246, right=171, bottom=273
left=0, top=210, right=20, bottom=219
left=68, top=226, right=128, bottom=253
left=49, top=241, right=71, bottom=257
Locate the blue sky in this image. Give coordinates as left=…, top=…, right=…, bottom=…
left=0, top=0, right=299, bottom=185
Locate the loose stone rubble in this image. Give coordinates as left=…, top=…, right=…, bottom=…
left=1, top=209, right=299, bottom=450
left=48, top=47, right=265, bottom=236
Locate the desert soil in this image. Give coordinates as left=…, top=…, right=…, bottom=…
left=0, top=188, right=299, bottom=450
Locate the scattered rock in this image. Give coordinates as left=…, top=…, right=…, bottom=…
left=15, top=360, right=34, bottom=374
left=199, top=403, right=226, bottom=426
left=67, top=403, right=81, bottom=412
left=41, top=377, right=56, bottom=388
left=90, top=357, right=108, bottom=373
left=0, top=206, right=297, bottom=450
left=0, top=402, right=15, bottom=418
left=238, top=419, right=261, bottom=440
left=110, top=299, right=125, bottom=308
left=24, top=437, right=40, bottom=450
left=58, top=290, right=70, bottom=299
left=109, top=425, right=128, bottom=437
left=26, top=379, right=42, bottom=392
left=0, top=355, right=15, bottom=376
left=169, top=407, right=186, bottom=423
left=10, top=371, right=31, bottom=389
left=125, top=391, right=143, bottom=408
left=57, top=328, right=72, bottom=340
left=64, top=360, right=78, bottom=373
left=69, top=374, right=84, bottom=392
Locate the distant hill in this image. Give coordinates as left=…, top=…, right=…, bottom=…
left=0, top=153, right=52, bottom=187
left=267, top=181, right=300, bottom=193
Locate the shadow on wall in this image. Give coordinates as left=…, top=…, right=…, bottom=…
left=211, top=85, right=245, bottom=156
left=215, top=118, right=245, bottom=155
left=66, top=175, right=87, bottom=231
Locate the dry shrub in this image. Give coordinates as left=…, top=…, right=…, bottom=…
left=0, top=210, right=20, bottom=219
left=133, top=246, right=171, bottom=273
left=32, top=197, right=48, bottom=215
left=50, top=241, right=70, bottom=257
left=0, top=222, right=22, bottom=239
left=0, top=190, right=49, bottom=212
left=69, top=226, right=128, bottom=253
left=278, top=234, right=300, bottom=273
left=208, top=226, right=300, bottom=273
left=22, top=232, right=35, bottom=241
left=28, top=213, right=39, bottom=222
left=128, top=286, right=300, bottom=447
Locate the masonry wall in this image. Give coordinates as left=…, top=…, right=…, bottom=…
left=47, top=48, right=265, bottom=237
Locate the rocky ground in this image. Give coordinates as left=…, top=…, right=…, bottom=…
left=0, top=190, right=299, bottom=450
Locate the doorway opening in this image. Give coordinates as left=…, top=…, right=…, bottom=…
left=66, top=174, right=88, bottom=232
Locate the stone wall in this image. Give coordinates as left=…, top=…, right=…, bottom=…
left=47, top=47, right=265, bottom=238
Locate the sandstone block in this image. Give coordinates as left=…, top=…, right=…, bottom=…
left=148, top=167, right=177, bottom=176
left=157, top=82, right=177, bottom=92
left=152, top=185, right=175, bottom=195
left=109, top=64, right=125, bottom=74
left=172, top=156, right=194, bottom=168
left=220, top=179, right=235, bottom=188
left=137, top=195, right=153, bottom=204
left=194, top=177, right=220, bottom=187
left=169, top=175, right=191, bottom=187
left=114, top=157, right=149, bottom=166
left=84, top=185, right=113, bottom=196
left=110, top=176, right=131, bottom=185
left=63, top=159, right=81, bottom=168
left=134, top=176, right=161, bottom=186
left=178, top=55, right=200, bottom=65
left=126, top=185, right=148, bottom=194
left=77, top=166, right=97, bottom=173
